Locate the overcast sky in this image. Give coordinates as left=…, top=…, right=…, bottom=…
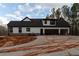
left=0, top=3, right=72, bottom=24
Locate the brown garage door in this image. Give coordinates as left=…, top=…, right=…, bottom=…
left=45, top=29, right=58, bottom=35
left=60, top=29, right=68, bottom=35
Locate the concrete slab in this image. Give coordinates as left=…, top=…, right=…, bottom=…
left=0, top=50, right=32, bottom=56
left=67, top=48, right=79, bottom=56
left=37, top=51, right=69, bottom=56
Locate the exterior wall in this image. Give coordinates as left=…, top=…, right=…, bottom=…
left=22, top=27, right=27, bottom=33
left=13, top=27, right=19, bottom=33
left=31, top=28, right=40, bottom=33
left=42, top=20, right=50, bottom=25
left=42, top=20, right=56, bottom=26
left=22, top=27, right=40, bottom=34
left=9, top=27, right=70, bottom=35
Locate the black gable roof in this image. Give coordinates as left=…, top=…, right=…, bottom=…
left=56, top=18, right=70, bottom=27
left=7, top=19, right=43, bottom=27
left=7, top=18, right=70, bottom=27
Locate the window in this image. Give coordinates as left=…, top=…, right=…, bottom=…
left=19, top=27, right=22, bottom=33
left=44, top=20, right=47, bottom=24
left=50, top=21, right=56, bottom=25
left=26, top=28, right=30, bottom=32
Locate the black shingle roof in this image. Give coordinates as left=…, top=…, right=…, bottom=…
left=7, top=18, right=70, bottom=27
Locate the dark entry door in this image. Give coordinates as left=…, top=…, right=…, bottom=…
left=40, top=29, right=43, bottom=35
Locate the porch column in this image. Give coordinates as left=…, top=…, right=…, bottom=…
left=43, top=29, right=45, bottom=35
left=58, top=28, right=61, bottom=35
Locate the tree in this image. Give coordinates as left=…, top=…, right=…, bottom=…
left=71, top=3, right=79, bottom=35
left=51, top=8, right=55, bottom=19
left=62, top=5, right=71, bottom=20
left=55, top=8, right=61, bottom=19
left=46, top=14, right=50, bottom=19
left=61, top=4, right=79, bottom=35
left=0, top=25, right=8, bottom=35
left=46, top=8, right=56, bottom=19
left=46, top=8, right=61, bottom=19
left=62, top=5, right=72, bottom=34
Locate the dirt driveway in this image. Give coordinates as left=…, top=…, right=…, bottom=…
left=0, top=35, right=79, bottom=56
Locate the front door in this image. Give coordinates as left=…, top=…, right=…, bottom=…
left=40, top=29, right=43, bottom=35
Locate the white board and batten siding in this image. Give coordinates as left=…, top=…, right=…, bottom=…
left=13, top=27, right=19, bottom=33
left=12, top=27, right=70, bottom=34
left=13, top=27, right=40, bottom=34
left=22, top=27, right=40, bottom=33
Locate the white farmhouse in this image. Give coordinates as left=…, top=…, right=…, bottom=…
left=7, top=17, right=70, bottom=35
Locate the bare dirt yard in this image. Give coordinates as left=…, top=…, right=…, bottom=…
left=0, top=35, right=79, bottom=56
left=0, top=36, right=36, bottom=47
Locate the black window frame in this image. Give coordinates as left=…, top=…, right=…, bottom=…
left=50, top=21, right=56, bottom=25
left=19, top=27, right=22, bottom=33
left=26, top=28, right=30, bottom=32
left=44, top=20, right=47, bottom=24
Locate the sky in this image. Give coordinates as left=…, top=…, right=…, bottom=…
left=0, top=3, right=72, bottom=24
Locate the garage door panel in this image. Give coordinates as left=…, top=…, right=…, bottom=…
left=45, top=29, right=58, bottom=35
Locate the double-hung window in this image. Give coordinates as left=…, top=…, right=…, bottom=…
left=26, top=28, right=30, bottom=32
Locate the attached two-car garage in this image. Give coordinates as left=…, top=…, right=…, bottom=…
left=40, top=28, right=69, bottom=35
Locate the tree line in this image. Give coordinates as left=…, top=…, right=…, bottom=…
left=0, top=25, right=8, bottom=35
left=46, top=3, right=79, bottom=35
